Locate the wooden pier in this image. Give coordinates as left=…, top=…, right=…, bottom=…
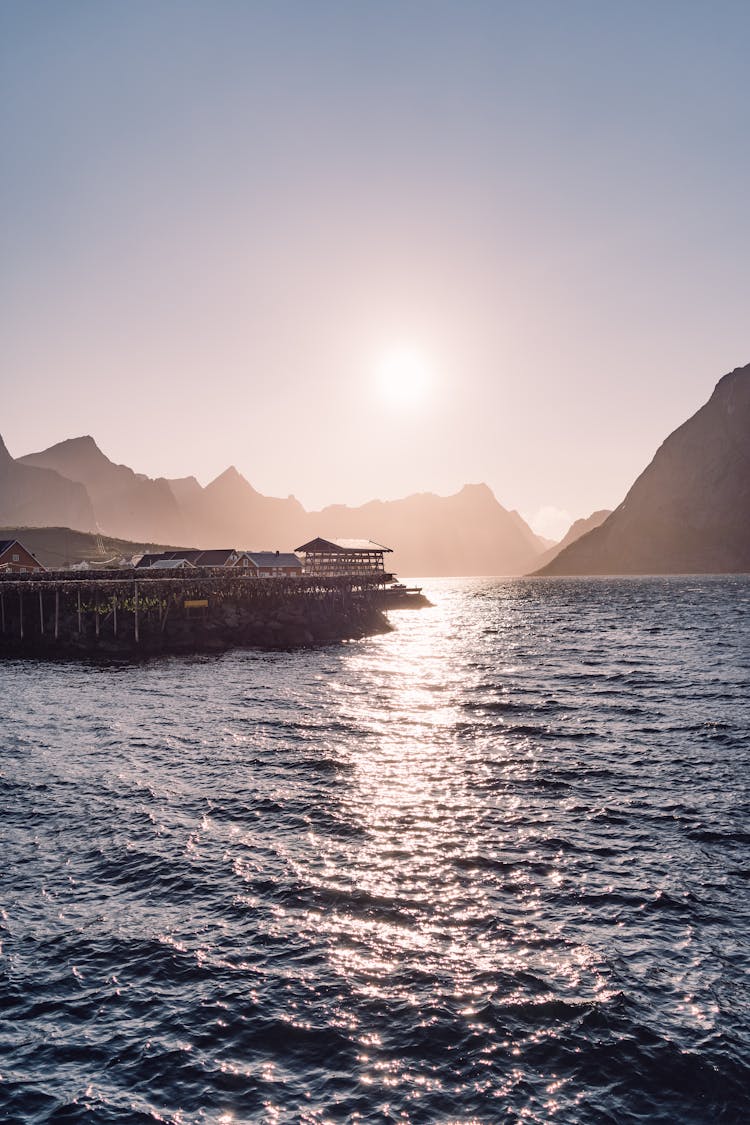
left=0, top=569, right=393, bottom=659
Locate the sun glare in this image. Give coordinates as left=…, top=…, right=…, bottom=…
left=374, top=346, right=433, bottom=408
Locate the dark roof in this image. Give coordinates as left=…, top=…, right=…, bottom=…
left=0, top=538, right=39, bottom=558
left=295, top=537, right=392, bottom=553
left=148, top=558, right=196, bottom=569
left=136, top=549, right=237, bottom=569
left=244, top=552, right=302, bottom=568
left=194, top=549, right=238, bottom=567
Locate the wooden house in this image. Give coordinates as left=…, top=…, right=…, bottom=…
left=0, top=538, right=46, bottom=574
left=235, top=551, right=303, bottom=577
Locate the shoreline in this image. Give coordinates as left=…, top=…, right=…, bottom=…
left=0, top=571, right=395, bottom=661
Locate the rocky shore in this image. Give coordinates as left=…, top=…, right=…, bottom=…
left=0, top=572, right=394, bottom=661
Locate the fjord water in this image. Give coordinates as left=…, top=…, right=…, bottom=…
left=2, top=578, right=749, bottom=1124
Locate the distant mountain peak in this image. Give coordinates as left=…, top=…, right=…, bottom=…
left=52, top=434, right=103, bottom=453
left=206, top=465, right=261, bottom=497
left=0, top=433, right=12, bottom=464
left=212, top=465, right=246, bottom=484
left=459, top=482, right=494, bottom=498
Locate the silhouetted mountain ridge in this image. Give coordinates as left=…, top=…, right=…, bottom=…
left=535, top=509, right=612, bottom=569
left=20, top=436, right=186, bottom=543
left=536, top=363, right=750, bottom=574
left=0, top=435, right=95, bottom=532
left=8, top=437, right=546, bottom=574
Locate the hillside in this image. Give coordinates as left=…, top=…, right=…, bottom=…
left=311, top=484, right=544, bottom=575
left=0, top=526, right=190, bottom=571
left=20, top=437, right=187, bottom=543
left=535, top=363, right=750, bottom=575
left=534, top=509, right=612, bottom=569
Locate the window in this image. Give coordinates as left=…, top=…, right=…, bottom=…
left=12, top=553, right=19, bottom=562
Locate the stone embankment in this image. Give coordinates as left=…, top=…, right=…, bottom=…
left=0, top=570, right=393, bottom=660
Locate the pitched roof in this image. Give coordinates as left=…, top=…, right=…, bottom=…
left=148, top=558, right=196, bottom=570
left=243, top=552, right=302, bottom=568
left=136, top=549, right=237, bottom=568
left=295, top=537, right=392, bottom=553
left=0, top=538, right=42, bottom=561
left=194, top=549, right=237, bottom=566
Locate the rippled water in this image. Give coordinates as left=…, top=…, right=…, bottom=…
left=2, top=577, right=749, bottom=1124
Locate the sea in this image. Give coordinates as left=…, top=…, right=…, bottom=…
left=1, top=577, right=749, bottom=1124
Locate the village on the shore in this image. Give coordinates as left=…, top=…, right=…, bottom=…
left=0, top=536, right=392, bottom=578
left=0, top=534, right=429, bottom=659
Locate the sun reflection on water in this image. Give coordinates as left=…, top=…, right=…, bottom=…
left=251, top=587, right=618, bottom=1113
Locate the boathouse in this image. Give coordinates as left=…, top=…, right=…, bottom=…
left=295, top=538, right=392, bottom=577
left=0, top=539, right=46, bottom=574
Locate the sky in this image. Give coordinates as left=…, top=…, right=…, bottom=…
left=2, top=1, right=749, bottom=539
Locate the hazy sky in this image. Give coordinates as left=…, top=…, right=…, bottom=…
left=2, top=1, right=749, bottom=538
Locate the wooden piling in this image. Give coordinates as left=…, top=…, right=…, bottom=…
left=55, top=590, right=59, bottom=640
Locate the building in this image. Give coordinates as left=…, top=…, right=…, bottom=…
left=235, top=551, right=303, bottom=577
left=136, top=548, right=303, bottom=576
left=0, top=539, right=46, bottom=574
left=136, top=549, right=240, bottom=569
left=295, top=538, right=392, bottom=577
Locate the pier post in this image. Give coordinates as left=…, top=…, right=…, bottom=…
left=55, top=590, right=59, bottom=640
left=113, top=595, right=117, bottom=637
left=19, top=592, right=23, bottom=640
left=77, top=589, right=82, bottom=633
left=134, top=581, right=139, bottom=643
left=95, top=590, right=100, bottom=638
left=1, top=592, right=4, bottom=633
left=39, top=591, right=44, bottom=635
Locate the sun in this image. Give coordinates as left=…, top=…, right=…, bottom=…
left=374, top=346, right=433, bottom=408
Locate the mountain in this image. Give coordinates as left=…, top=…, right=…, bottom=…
left=167, top=475, right=204, bottom=507
left=0, top=435, right=95, bottom=532
left=12, top=436, right=547, bottom=574
left=535, top=363, right=750, bottom=575
left=534, top=509, right=612, bottom=569
left=310, top=483, right=545, bottom=575
left=177, top=466, right=308, bottom=549
left=20, top=436, right=186, bottom=543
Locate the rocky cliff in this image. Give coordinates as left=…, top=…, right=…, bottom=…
left=535, top=364, right=750, bottom=574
